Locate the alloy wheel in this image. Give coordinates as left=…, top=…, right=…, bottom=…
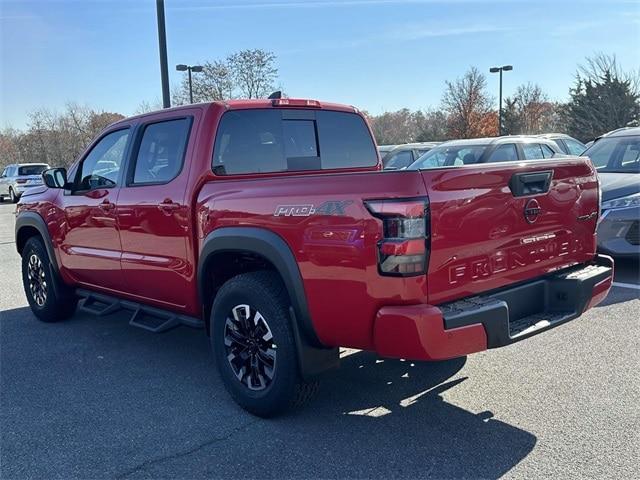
left=224, top=304, right=277, bottom=391
left=27, top=254, right=47, bottom=307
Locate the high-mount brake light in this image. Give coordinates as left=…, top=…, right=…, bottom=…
left=272, top=98, right=321, bottom=108
left=365, top=198, right=430, bottom=276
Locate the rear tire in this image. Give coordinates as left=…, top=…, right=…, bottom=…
left=21, top=237, right=77, bottom=322
left=9, top=188, right=18, bottom=203
left=211, top=271, right=319, bottom=417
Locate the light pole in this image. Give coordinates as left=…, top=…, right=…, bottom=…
left=156, top=0, right=171, bottom=108
left=176, top=64, right=203, bottom=104
left=489, top=65, right=513, bottom=136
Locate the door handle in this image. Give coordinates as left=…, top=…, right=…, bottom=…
left=509, top=170, right=553, bottom=197
left=157, top=199, right=180, bottom=214
left=98, top=200, right=115, bottom=211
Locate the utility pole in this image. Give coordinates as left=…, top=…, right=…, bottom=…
left=156, top=0, right=170, bottom=108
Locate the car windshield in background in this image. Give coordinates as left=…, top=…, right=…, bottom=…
left=409, top=145, right=487, bottom=169
left=586, top=136, right=640, bottom=173
left=18, top=165, right=48, bottom=176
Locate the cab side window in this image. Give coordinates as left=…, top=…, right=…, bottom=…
left=74, top=129, right=129, bottom=191
left=132, top=118, right=191, bottom=185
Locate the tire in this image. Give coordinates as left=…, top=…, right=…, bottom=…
left=9, top=188, right=17, bottom=203
left=211, top=271, right=319, bottom=417
left=21, top=236, right=77, bottom=322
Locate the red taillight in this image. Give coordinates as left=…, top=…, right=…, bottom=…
left=272, top=98, right=321, bottom=108
left=16, top=179, right=28, bottom=184
left=365, top=198, right=430, bottom=276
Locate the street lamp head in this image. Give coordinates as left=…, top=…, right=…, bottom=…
left=176, top=64, right=188, bottom=71
left=190, top=66, right=204, bottom=73
left=502, top=65, right=513, bottom=71
left=489, top=67, right=500, bottom=73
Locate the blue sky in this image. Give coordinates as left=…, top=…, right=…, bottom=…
left=1, top=0, right=639, bottom=129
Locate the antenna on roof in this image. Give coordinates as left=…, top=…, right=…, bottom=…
left=268, top=91, right=282, bottom=100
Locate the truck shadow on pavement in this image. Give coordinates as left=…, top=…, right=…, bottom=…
left=0, top=306, right=536, bottom=479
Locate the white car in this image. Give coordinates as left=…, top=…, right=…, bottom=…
left=0, top=163, right=50, bottom=203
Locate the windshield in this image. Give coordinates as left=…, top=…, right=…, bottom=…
left=18, top=165, right=48, bottom=176
left=585, top=136, right=640, bottom=173
left=408, top=144, right=488, bottom=169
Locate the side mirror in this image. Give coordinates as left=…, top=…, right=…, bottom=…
left=43, top=168, right=68, bottom=189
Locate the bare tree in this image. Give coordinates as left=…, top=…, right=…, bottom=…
left=1, top=105, right=123, bottom=169
left=502, top=83, right=560, bottom=134
left=441, top=67, right=496, bottom=138
left=228, top=49, right=278, bottom=99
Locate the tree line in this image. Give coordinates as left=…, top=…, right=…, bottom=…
left=1, top=51, right=638, bottom=170
left=369, top=54, right=639, bottom=145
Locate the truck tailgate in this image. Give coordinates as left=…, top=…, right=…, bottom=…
left=420, top=158, right=600, bottom=305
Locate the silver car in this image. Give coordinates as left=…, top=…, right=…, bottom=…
left=0, top=163, right=50, bottom=203
left=583, top=127, right=640, bottom=257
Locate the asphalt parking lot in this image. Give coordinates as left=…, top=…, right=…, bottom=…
left=1, top=201, right=638, bottom=479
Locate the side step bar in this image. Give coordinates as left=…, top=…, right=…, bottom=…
left=76, top=289, right=204, bottom=333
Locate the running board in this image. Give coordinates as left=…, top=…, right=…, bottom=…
left=76, top=289, right=204, bottom=333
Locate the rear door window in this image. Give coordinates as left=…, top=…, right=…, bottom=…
left=522, top=143, right=544, bottom=160
left=131, top=118, right=191, bottom=185
left=212, top=109, right=377, bottom=175
left=488, top=144, right=518, bottom=162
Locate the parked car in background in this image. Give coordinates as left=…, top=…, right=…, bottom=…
left=378, top=142, right=440, bottom=169
left=0, top=163, right=50, bottom=203
left=582, top=127, right=640, bottom=257
left=407, top=136, right=563, bottom=169
left=537, top=133, right=587, bottom=156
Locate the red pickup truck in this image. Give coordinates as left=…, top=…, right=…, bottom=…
left=15, top=98, right=613, bottom=416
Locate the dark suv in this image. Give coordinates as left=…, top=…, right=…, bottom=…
left=583, top=127, right=640, bottom=257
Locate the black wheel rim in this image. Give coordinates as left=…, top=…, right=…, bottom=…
left=27, top=253, right=47, bottom=307
left=224, top=304, right=277, bottom=391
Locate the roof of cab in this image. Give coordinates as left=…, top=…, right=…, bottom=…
left=112, top=98, right=359, bottom=128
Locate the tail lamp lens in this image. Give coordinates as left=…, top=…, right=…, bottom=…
left=365, top=198, right=430, bottom=276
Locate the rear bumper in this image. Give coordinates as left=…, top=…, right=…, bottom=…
left=13, top=184, right=43, bottom=195
left=373, top=255, right=614, bottom=361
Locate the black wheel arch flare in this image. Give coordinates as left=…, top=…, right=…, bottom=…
left=198, top=227, right=339, bottom=379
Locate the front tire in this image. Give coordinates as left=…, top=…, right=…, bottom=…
left=21, top=237, right=77, bottom=322
left=211, top=271, right=319, bottom=417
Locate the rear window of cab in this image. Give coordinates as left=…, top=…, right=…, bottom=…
left=212, top=109, right=378, bottom=175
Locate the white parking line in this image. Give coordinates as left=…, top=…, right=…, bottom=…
left=612, top=282, right=640, bottom=290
